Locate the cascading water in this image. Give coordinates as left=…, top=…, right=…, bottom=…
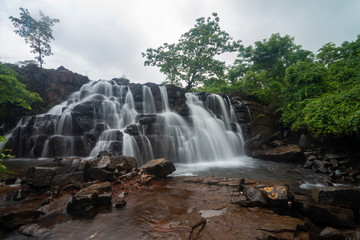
left=5, top=80, right=246, bottom=166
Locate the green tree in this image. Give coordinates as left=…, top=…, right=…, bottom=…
left=229, top=34, right=313, bottom=104
left=9, top=8, right=60, bottom=68
left=0, top=64, right=42, bottom=115
left=142, top=13, right=241, bottom=93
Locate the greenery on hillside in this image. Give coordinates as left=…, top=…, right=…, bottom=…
left=205, top=34, right=360, bottom=137
left=143, top=13, right=360, bottom=137
left=0, top=63, right=42, bottom=115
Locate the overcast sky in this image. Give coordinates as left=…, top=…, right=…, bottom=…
left=1, top=0, right=359, bottom=84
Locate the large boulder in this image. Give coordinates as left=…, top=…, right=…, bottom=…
left=312, top=186, right=360, bottom=209
left=293, top=195, right=358, bottom=228
left=259, top=185, right=289, bottom=208
left=67, top=182, right=112, bottom=217
left=244, top=132, right=266, bottom=154
left=26, top=167, right=57, bottom=188
left=0, top=210, right=41, bottom=230
left=38, top=194, right=73, bottom=216
left=140, top=158, right=176, bottom=178
left=250, top=144, right=304, bottom=162
left=245, top=187, right=268, bottom=207
left=84, top=155, right=138, bottom=181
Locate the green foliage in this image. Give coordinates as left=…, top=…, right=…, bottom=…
left=279, top=61, right=329, bottom=125
left=144, top=12, right=359, bottom=138
left=227, top=33, right=313, bottom=105
left=142, top=13, right=241, bottom=92
left=9, top=8, right=60, bottom=68
left=295, top=85, right=360, bottom=136
left=0, top=136, right=14, bottom=178
left=280, top=35, right=360, bottom=136
left=0, top=64, right=42, bottom=115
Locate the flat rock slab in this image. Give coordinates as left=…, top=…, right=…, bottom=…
left=251, top=144, right=304, bottom=162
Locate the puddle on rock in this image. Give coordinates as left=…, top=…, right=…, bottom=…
left=199, top=208, right=227, bottom=219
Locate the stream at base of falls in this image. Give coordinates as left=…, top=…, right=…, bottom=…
left=3, top=156, right=334, bottom=193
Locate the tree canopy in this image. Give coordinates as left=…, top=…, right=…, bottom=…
left=197, top=32, right=360, bottom=137
left=142, top=13, right=241, bottom=93
left=9, top=8, right=59, bottom=68
left=0, top=63, right=42, bottom=115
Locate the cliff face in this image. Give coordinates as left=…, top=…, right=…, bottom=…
left=21, top=65, right=90, bottom=108
left=0, top=65, right=90, bottom=133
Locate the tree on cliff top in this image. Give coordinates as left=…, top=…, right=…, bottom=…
left=142, top=13, right=241, bottom=93
left=9, top=8, right=60, bottom=68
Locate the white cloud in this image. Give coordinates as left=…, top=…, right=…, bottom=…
left=1, top=0, right=359, bottom=83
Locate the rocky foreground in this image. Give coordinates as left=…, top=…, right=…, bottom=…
left=0, top=154, right=360, bottom=239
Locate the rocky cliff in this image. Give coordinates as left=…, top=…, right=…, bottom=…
left=0, top=64, right=89, bottom=133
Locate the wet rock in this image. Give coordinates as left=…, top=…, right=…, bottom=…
left=67, top=182, right=112, bottom=217
left=12, top=189, right=27, bottom=201
left=26, top=167, right=57, bottom=188
left=245, top=187, right=268, bottom=207
left=138, top=114, right=157, bottom=125
left=318, top=227, right=360, bottom=240
left=140, top=158, right=176, bottom=178
left=18, top=224, right=51, bottom=238
left=293, top=195, right=357, bottom=228
left=244, top=132, right=266, bottom=154
left=312, top=186, right=360, bottom=209
left=329, top=159, right=339, bottom=168
left=4, top=177, right=17, bottom=185
left=269, top=131, right=283, bottom=141
left=304, top=159, right=313, bottom=169
left=250, top=144, right=304, bottom=162
left=115, top=199, right=127, bottom=209
left=298, top=134, right=311, bottom=149
left=85, top=155, right=137, bottom=181
left=259, top=185, right=289, bottom=208
left=124, top=124, right=139, bottom=135
left=0, top=210, right=41, bottom=230
left=270, top=139, right=284, bottom=147
left=85, top=167, right=114, bottom=182
left=52, top=171, right=84, bottom=189
left=38, top=194, right=72, bottom=216
left=313, top=160, right=328, bottom=174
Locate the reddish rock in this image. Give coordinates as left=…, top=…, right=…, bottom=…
left=140, top=158, right=176, bottom=178
left=251, top=144, right=304, bottom=162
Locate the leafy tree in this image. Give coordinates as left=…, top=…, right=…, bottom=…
left=9, top=8, right=60, bottom=68
left=142, top=13, right=241, bottom=93
left=228, top=33, right=313, bottom=105
left=279, top=61, right=329, bottom=127
left=279, top=36, right=360, bottom=136
left=0, top=64, right=42, bottom=115
left=0, top=136, right=14, bottom=178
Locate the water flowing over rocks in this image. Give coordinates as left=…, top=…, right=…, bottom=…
left=5, top=79, right=248, bottom=168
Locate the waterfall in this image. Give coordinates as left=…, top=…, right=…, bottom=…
left=142, top=85, right=156, bottom=114
left=159, top=85, right=170, bottom=112
left=5, top=80, right=246, bottom=166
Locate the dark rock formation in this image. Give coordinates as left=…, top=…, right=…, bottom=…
left=140, top=158, right=176, bottom=178
left=0, top=210, right=41, bottom=230
left=1, top=64, right=89, bottom=133
left=67, top=182, right=112, bottom=217
left=26, top=166, right=57, bottom=188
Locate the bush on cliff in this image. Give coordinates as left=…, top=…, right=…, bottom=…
left=0, top=63, right=42, bottom=116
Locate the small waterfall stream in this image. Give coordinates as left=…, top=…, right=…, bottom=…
left=5, top=80, right=246, bottom=166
